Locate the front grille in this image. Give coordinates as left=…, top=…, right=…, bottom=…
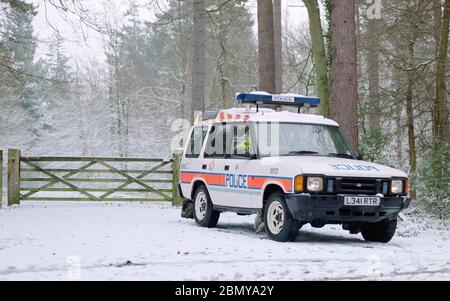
left=335, top=177, right=379, bottom=195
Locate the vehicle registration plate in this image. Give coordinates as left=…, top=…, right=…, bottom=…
left=344, top=196, right=380, bottom=206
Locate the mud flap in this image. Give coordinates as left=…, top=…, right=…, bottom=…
left=181, top=199, right=194, bottom=219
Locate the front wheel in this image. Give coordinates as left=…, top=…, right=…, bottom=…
left=193, top=186, right=220, bottom=228
left=264, top=192, right=300, bottom=242
left=361, top=218, right=397, bottom=243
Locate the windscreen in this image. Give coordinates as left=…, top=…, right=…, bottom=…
left=255, top=122, right=355, bottom=158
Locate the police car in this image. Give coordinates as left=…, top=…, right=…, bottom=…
left=179, top=92, right=410, bottom=243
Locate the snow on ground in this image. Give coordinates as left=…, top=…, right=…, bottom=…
left=0, top=201, right=449, bottom=281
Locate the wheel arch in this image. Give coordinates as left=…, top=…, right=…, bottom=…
left=191, top=178, right=208, bottom=200
left=262, top=183, right=285, bottom=209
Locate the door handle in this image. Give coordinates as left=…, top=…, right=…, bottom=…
left=202, top=164, right=207, bottom=170
left=224, top=165, right=230, bottom=171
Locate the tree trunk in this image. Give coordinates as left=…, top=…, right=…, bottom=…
left=356, top=0, right=363, bottom=106
left=433, top=0, right=450, bottom=149
left=406, top=40, right=417, bottom=199
left=257, top=0, right=276, bottom=93
left=434, top=0, right=442, bottom=57
left=273, top=0, right=282, bottom=93
left=330, top=0, right=358, bottom=151
left=367, top=18, right=381, bottom=130
left=393, top=65, right=403, bottom=164
left=191, top=0, right=206, bottom=122
left=218, top=59, right=227, bottom=105
left=178, top=0, right=187, bottom=120
left=303, top=0, right=330, bottom=117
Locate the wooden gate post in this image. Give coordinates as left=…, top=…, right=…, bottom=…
left=0, top=150, right=3, bottom=208
left=172, top=150, right=183, bottom=206
left=7, top=149, right=21, bottom=206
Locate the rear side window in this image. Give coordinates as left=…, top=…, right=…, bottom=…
left=186, top=126, right=207, bottom=158
left=204, top=124, right=226, bottom=158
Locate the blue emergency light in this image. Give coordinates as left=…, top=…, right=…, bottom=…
left=235, top=91, right=320, bottom=111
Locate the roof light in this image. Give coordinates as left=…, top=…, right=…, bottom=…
left=235, top=91, right=320, bottom=108
left=195, top=110, right=252, bottom=125
left=216, top=111, right=250, bottom=123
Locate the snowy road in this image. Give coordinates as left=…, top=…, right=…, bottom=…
left=0, top=202, right=449, bottom=280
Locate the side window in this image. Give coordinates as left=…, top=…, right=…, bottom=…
left=232, top=123, right=254, bottom=158
left=204, top=124, right=226, bottom=158
left=185, top=126, right=207, bottom=158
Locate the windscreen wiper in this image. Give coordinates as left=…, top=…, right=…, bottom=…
left=285, top=150, right=319, bottom=156
left=328, top=152, right=355, bottom=159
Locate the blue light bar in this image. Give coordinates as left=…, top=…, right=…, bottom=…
left=235, top=91, right=320, bottom=107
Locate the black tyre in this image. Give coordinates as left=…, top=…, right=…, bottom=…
left=264, top=192, right=301, bottom=242
left=361, top=218, right=397, bottom=243
left=193, top=186, right=220, bottom=228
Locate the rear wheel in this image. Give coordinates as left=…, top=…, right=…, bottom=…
left=264, top=192, right=300, bottom=242
left=193, top=186, right=220, bottom=228
left=361, top=218, right=397, bottom=243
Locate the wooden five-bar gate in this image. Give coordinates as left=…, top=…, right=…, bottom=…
left=0, top=149, right=182, bottom=207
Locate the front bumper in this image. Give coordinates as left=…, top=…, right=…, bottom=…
left=285, top=194, right=411, bottom=223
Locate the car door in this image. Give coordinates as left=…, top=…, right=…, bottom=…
left=203, top=123, right=228, bottom=206
left=180, top=125, right=208, bottom=199
left=223, top=122, right=257, bottom=208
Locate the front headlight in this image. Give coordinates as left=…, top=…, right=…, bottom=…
left=307, top=177, right=323, bottom=192
left=391, top=180, right=403, bottom=194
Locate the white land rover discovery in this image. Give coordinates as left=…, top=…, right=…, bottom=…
left=179, top=92, right=410, bottom=243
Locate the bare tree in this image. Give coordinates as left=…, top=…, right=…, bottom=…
left=367, top=17, right=381, bottom=130
left=303, top=0, right=330, bottom=116
left=273, top=0, right=282, bottom=93
left=406, top=38, right=417, bottom=178
left=191, top=0, right=206, bottom=121
left=257, top=0, right=275, bottom=93
left=330, top=0, right=358, bottom=151
left=433, top=0, right=450, bottom=149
